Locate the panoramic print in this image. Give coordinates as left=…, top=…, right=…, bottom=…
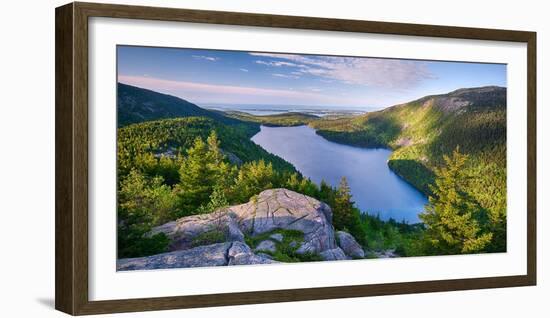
left=116, top=46, right=507, bottom=271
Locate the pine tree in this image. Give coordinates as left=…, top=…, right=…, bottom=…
left=196, top=187, right=230, bottom=214
left=117, top=169, right=174, bottom=258
left=332, top=177, right=367, bottom=245
left=175, top=131, right=236, bottom=215
left=205, top=130, right=234, bottom=191
left=230, top=160, right=277, bottom=202
left=420, top=148, right=492, bottom=254
left=206, top=130, right=224, bottom=165
left=333, top=177, right=354, bottom=230
left=318, top=180, right=334, bottom=205
left=176, top=136, right=213, bottom=215
left=285, top=173, right=301, bottom=191
left=298, top=178, right=319, bottom=197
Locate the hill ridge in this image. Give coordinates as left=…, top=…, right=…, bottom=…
left=117, top=82, right=247, bottom=127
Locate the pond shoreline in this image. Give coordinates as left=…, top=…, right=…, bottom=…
left=251, top=124, right=428, bottom=223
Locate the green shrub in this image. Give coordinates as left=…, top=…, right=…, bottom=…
left=191, top=229, right=227, bottom=247
left=118, top=232, right=170, bottom=259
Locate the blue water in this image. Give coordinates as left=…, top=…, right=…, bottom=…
left=251, top=125, right=428, bottom=223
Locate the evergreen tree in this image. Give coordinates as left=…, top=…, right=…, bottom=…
left=206, top=130, right=223, bottom=164
left=332, top=177, right=366, bottom=246
left=205, top=131, right=234, bottom=191
left=230, top=160, right=277, bottom=202
left=333, top=177, right=354, bottom=230
left=284, top=173, right=301, bottom=191
left=117, top=169, right=174, bottom=258
left=420, top=148, right=493, bottom=254
left=284, top=173, right=319, bottom=197
left=318, top=180, right=334, bottom=206
left=176, top=136, right=214, bottom=215
left=196, top=187, right=230, bottom=214
left=298, top=178, right=319, bottom=197
left=118, top=169, right=178, bottom=227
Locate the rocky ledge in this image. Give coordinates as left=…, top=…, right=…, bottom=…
left=117, top=241, right=277, bottom=270
left=117, top=188, right=365, bottom=271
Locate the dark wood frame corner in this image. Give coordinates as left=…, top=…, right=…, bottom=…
left=55, top=2, right=537, bottom=315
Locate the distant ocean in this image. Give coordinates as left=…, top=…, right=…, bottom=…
left=200, top=103, right=377, bottom=117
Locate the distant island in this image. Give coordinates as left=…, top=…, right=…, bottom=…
left=116, top=82, right=506, bottom=270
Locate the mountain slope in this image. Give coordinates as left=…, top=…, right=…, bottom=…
left=311, top=86, right=507, bottom=250
left=311, top=86, right=506, bottom=150
left=117, top=83, right=249, bottom=128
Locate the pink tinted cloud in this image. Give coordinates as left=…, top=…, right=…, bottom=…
left=119, top=75, right=314, bottom=98
left=117, top=75, right=357, bottom=105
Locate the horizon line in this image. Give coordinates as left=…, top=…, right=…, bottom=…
left=118, top=81, right=506, bottom=111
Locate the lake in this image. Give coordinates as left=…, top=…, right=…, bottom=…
left=251, top=125, right=428, bottom=223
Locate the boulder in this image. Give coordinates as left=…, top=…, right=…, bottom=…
left=374, top=249, right=398, bottom=258
left=256, top=253, right=274, bottom=260
left=269, top=233, right=284, bottom=242
left=150, top=210, right=244, bottom=251
left=117, top=241, right=277, bottom=270
left=319, top=247, right=348, bottom=261
left=255, top=240, right=277, bottom=253
left=228, top=242, right=278, bottom=266
left=140, top=188, right=345, bottom=268
left=230, top=189, right=337, bottom=255
left=336, top=231, right=365, bottom=258
left=117, top=242, right=232, bottom=271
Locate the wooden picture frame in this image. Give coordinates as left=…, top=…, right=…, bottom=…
left=55, top=2, right=536, bottom=315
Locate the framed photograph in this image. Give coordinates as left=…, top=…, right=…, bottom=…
left=55, top=2, right=536, bottom=315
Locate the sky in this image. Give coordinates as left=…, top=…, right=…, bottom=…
left=117, top=45, right=506, bottom=110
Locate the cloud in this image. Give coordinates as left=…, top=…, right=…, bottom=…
left=255, top=60, right=307, bottom=68
left=248, top=52, right=435, bottom=88
left=117, top=75, right=364, bottom=106
left=192, top=55, right=219, bottom=62
left=272, top=73, right=299, bottom=79
left=120, top=75, right=319, bottom=99
left=239, top=68, right=249, bottom=72
left=307, top=87, right=323, bottom=92
left=255, top=60, right=306, bottom=68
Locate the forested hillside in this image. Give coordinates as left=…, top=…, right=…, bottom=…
left=311, top=86, right=507, bottom=252
left=224, top=111, right=319, bottom=127
left=118, top=83, right=255, bottom=129
left=118, top=117, right=297, bottom=184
